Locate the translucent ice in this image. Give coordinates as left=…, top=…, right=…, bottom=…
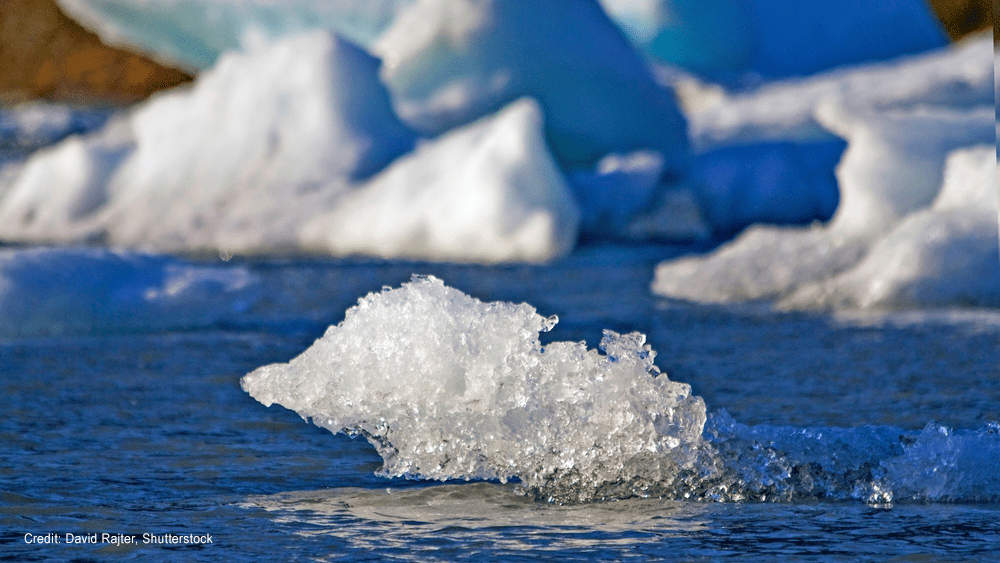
left=243, top=277, right=999, bottom=503
left=242, top=275, right=708, bottom=502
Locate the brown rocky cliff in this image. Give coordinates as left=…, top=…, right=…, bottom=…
left=927, top=0, right=994, bottom=41
left=0, top=0, right=192, bottom=106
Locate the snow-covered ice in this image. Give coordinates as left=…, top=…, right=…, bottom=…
left=653, top=34, right=997, bottom=309
left=0, top=31, right=416, bottom=254
left=299, top=99, right=580, bottom=263
left=781, top=145, right=999, bottom=309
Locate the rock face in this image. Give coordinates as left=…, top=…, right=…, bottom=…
left=927, top=0, right=993, bottom=41
left=0, top=0, right=192, bottom=105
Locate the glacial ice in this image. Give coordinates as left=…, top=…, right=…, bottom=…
left=781, top=146, right=1000, bottom=309
left=373, top=0, right=691, bottom=171
left=0, top=33, right=583, bottom=262
left=0, top=247, right=258, bottom=337
left=243, top=277, right=1000, bottom=503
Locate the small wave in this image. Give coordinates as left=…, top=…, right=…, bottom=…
left=242, top=276, right=999, bottom=503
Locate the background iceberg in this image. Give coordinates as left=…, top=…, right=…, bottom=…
left=300, top=99, right=580, bottom=264
left=56, top=0, right=948, bottom=80
left=373, top=0, right=691, bottom=173
left=653, top=34, right=997, bottom=309
left=604, top=0, right=947, bottom=77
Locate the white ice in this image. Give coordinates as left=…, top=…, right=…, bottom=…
left=0, top=247, right=257, bottom=337
left=242, top=275, right=708, bottom=502
left=242, top=277, right=1000, bottom=502
left=0, top=32, right=581, bottom=262
left=653, top=35, right=997, bottom=309
left=299, top=99, right=580, bottom=263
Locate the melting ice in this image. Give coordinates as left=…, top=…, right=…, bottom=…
left=243, top=277, right=1000, bottom=503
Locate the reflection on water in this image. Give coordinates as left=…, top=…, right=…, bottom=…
left=247, top=483, right=710, bottom=556
left=244, top=484, right=1000, bottom=561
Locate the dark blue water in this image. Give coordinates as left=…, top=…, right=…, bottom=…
left=3, top=248, right=999, bottom=560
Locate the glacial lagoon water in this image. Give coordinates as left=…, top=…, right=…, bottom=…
left=3, top=246, right=999, bottom=560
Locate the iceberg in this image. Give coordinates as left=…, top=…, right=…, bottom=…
left=781, top=145, right=999, bottom=309
left=0, top=31, right=417, bottom=254
left=653, top=105, right=995, bottom=306
left=373, top=0, right=690, bottom=172
left=687, top=33, right=993, bottom=152
left=0, top=33, right=579, bottom=262
left=652, top=34, right=997, bottom=309
left=299, top=99, right=580, bottom=264
left=602, top=0, right=947, bottom=77
left=670, top=34, right=992, bottom=241
left=55, top=0, right=417, bottom=71
left=0, top=247, right=257, bottom=337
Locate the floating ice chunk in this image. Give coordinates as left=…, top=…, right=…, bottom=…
left=689, top=33, right=993, bottom=152
left=653, top=104, right=995, bottom=307
left=56, top=0, right=417, bottom=71
left=0, top=247, right=258, bottom=337
left=781, top=146, right=999, bottom=309
left=0, top=31, right=416, bottom=254
left=242, top=275, right=707, bottom=502
left=652, top=225, right=871, bottom=303
left=601, top=0, right=946, bottom=77
left=374, top=0, right=690, bottom=171
left=300, top=99, right=580, bottom=263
